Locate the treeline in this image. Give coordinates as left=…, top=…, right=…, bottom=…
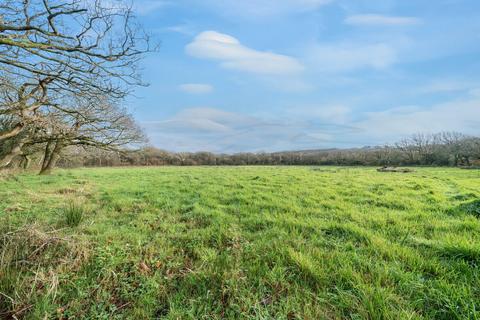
left=52, top=132, right=480, bottom=168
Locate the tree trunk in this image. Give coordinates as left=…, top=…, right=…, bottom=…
left=39, top=141, right=63, bottom=175
left=0, top=139, right=26, bottom=169
left=41, top=141, right=53, bottom=171
left=22, top=155, right=31, bottom=169
left=465, top=156, right=471, bottom=166
left=0, top=122, right=25, bottom=141
left=453, top=154, right=459, bottom=167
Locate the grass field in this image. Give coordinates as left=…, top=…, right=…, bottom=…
left=1, top=167, right=479, bottom=319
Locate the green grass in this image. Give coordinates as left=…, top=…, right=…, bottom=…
left=0, top=166, right=479, bottom=319
left=62, top=202, right=86, bottom=228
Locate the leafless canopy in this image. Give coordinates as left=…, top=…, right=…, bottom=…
left=0, top=0, right=149, bottom=96
left=0, top=0, right=151, bottom=169
left=31, top=95, right=146, bottom=174
left=0, top=0, right=150, bottom=137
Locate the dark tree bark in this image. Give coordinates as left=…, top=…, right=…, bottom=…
left=39, top=141, right=63, bottom=175
left=41, top=141, right=53, bottom=172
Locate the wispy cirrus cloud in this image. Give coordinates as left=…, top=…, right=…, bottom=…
left=142, top=107, right=356, bottom=152
left=345, top=14, right=421, bottom=26
left=164, top=24, right=197, bottom=36
left=84, top=0, right=170, bottom=15
left=186, top=31, right=304, bottom=75
left=199, top=0, right=332, bottom=18
left=306, top=41, right=397, bottom=73
left=417, top=79, right=480, bottom=94
left=133, top=0, right=170, bottom=15
left=179, top=83, right=214, bottom=94
left=141, top=89, right=480, bottom=152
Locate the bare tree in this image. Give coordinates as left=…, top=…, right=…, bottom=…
left=438, top=132, right=468, bottom=166
left=0, top=0, right=151, bottom=167
left=395, top=138, right=416, bottom=164
left=28, top=96, right=146, bottom=174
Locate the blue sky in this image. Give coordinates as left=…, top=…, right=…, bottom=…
left=128, top=0, right=480, bottom=153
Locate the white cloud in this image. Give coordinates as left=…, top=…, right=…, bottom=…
left=142, top=107, right=354, bottom=152
left=186, top=31, right=304, bottom=75
left=200, top=0, right=332, bottom=18
left=144, top=108, right=257, bottom=134
left=355, top=98, right=480, bottom=143
left=307, top=41, right=397, bottom=73
left=418, top=80, right=480, bottom=94
left=164, top=24, right=196, bottom=36
left=141, top=95, right=480, bottom=152
left=179, top=83, right=214, bottom=94
left=345, top=14, right=421, bottom=26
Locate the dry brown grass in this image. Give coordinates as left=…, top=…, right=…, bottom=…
left=0, top=224, right=90, bottom=319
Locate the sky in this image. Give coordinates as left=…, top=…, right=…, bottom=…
left=128, top=0, right=480, bottom=153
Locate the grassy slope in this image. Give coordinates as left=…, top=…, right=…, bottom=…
left=0, top=167, right=479, bottom=319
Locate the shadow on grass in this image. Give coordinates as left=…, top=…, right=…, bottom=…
left=448, top=199, right=480, bottom=219
left=438, top=244, right=480, bottom=265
